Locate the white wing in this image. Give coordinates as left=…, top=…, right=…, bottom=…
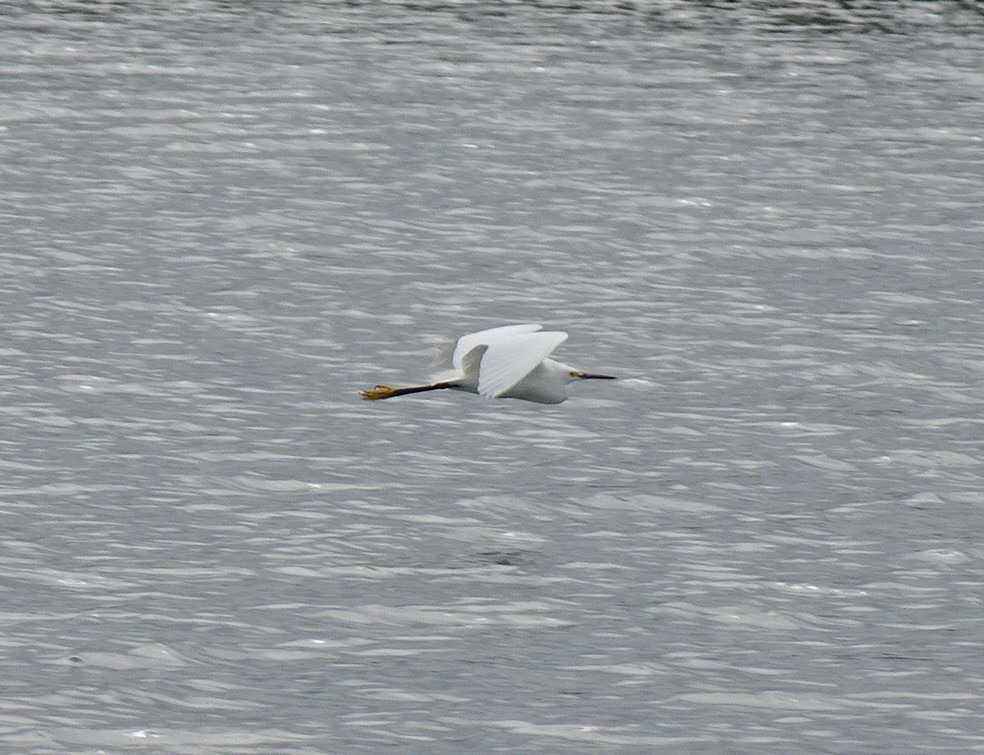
left=477, top=331, right=568, bottom=398
left=457, top=344, right=488, bottom=389
left=450, top=324, right=542, bottom=370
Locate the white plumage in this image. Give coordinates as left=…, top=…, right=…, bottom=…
left=362, top=324, right=616, bottom=405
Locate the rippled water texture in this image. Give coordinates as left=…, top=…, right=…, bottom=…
left=2, top=1, right=983, bottom=751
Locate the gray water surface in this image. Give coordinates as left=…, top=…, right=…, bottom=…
left=2, top=1, right=984, bottom=752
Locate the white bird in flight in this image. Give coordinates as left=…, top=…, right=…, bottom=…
left=361, top=324, right=616, bottom=404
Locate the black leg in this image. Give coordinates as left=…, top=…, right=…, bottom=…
left=361, top=381, right=458, bottom=400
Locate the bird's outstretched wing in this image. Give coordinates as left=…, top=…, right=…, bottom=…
left=451, top=324, right=542, bottom=370
left=457, top=343, right=488, bottom=389
left=477, top=331, right=568, bottom=399
left=430, top=324, right=542, bottom=383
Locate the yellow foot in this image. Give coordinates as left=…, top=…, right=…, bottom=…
left=361, top=384, right=397, bottom=401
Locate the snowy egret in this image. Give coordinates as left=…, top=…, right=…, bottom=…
left=361, top=323, right=616, bottom=404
